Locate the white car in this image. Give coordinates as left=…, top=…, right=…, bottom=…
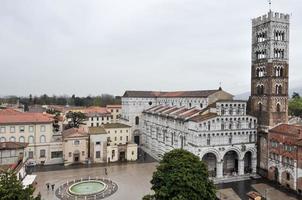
left=26, top=160, right=37, bottom=167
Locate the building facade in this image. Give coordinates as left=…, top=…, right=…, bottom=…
left=142, top=100, right=257, bottom=180
left=120, top=89, right=233, bottom=145
left=0, top=112, right=63, bottom=165
left=267, top=124, right=302, bottom=193
left=62, top=123, right=137, bottom=165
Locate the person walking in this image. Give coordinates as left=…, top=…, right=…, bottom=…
left=104, top=167, right=108, bottom=176
left=51, top=184, right=55, bottom=191
left=46, top=183, right=50, bottom=191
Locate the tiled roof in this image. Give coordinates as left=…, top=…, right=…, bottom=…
left=0, top=108, right=22, bottom=115
left=189, top=113, right=218, bottom=122
left=89, top=127, right=107, bottom=135
left=0, top=113, right=54, bottom=125
left=102, top=123, right=131, bottom=129
left=270, top=124, right=302, bottom=136
left=83, top=107, right=111, bottom=117
left=62, top=128, right=88, bottom=138
left=0, top=142, right=28, bottom=150
left=106, top=105, right=122, bottom=108
left=123, top=89, right=221, bottom=98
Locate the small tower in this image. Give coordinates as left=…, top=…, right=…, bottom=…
left=250, top=11, right=290, bottom=129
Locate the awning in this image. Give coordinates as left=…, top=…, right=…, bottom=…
left=22, top=175, right=37, bottom=188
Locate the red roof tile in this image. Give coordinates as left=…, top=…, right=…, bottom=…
left=62, top=128, right=88, bottom=138
left=0, top=113, right=54, bottom=124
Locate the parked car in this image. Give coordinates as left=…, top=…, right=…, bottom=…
left=26, top=160, right=37, bottom=167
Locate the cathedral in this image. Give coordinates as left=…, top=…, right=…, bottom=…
left=120, top=9, right=302, bottom=191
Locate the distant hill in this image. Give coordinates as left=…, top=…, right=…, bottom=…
left=235, top=87, right=302, bottom=100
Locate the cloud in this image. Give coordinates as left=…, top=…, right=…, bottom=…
left=0, top=0, right=301, bottom=96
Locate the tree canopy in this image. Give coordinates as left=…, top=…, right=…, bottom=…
left=144, top=149, right=216, bottom=200
left=65, top=111, right=87, bottom=129
left=0, top=170, right=40, bottom=200
left=289, top=92, right=302, bottom=117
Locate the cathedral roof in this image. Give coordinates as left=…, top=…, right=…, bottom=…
left=123, top=89, right=223, bottom=98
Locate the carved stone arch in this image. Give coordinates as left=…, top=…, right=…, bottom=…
left=222, top=147, right=242, bottom=160
left=244, top=148, right=257, bottom=159
left=200, top=148, right=222, bottom=162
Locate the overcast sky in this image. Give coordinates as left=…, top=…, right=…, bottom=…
left=0, top=0, right=301, bottom=97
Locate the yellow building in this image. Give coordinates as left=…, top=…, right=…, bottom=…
left=106, top=105, right=122, bottom=123
left=62, top=128, right=88, bottom=165
left=103, top=123, right=137, bottom=162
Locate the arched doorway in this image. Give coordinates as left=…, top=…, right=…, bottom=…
left=223, top=150, right=238, bottom=176
left=73, top=150, right=80, bottom=162
left=133, top=130, right=140, bottom=145
left=202, top=153, right=217, bottom=177
left=244, top=151, right=252, bottom=174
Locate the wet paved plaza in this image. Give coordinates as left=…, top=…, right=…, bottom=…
left=32, top=155, right=302, bottom=200
left=33, top=162, right=157, bottom=200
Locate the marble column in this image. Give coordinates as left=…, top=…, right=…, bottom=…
left=216, top=161, right=223, bottom=178
left=238, top=159, right=245, bottom=175
left=252, top=157, right=257, bottom=173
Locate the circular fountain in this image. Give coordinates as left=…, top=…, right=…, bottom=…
left=68, top=180, right=107, bottom=196
left=55, top=177, right=118, bottom=200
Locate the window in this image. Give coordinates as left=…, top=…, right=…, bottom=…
left=40, top=125, right=46, bottom=132
left=28, top=136, right=34, bottom=144
left=114, top=137, right=117, bottom=141
left=40, top=135, right=46, bottom=143
left=126, top=136, right=128, bottom=142
left=135, top=116, right=139, bottom=125
left=10, top=126, right=15, bottom=133
left=276, top=103, right=281, bottom=112
left=200, top=103, right=203, bottom=108
left=91, top=117, right=94, bottom=121
left=74, top=140, right=80, bottom=145
left=19, top=136, right=25, bottom=143
left=107, top=116, right=109, bottom=120
left=91, top=123, right=94, bottom=127
left=69, top=152, right=72, bottom=157
left=40, top=149, right=46, bottom=158
left=112, top=150, right=115, bottom=159
left=96, top=141, right=101, bottom=145
left=258, top=103, right=263, bottom=112
left=51, top=151, right=63, bottom=158
left=96, top=117, right=99, bottom=121
left=96, top=123, right=99, bottom=127
left=120, top=136, right=122, bottom=141
left=228, top=136, right=232, bottom=144
left=271, top=141, right=278, bottom=148
left=276, top=85, right=282, bottom=95
left=19, top=126, right=25, bottom=133
left=286, top=172, right=290, bottom=180
left=0, top=137, right=6, bottom=142
left=9, top=136, right=16, bottom=142
left=82, top=151, right=85, bottom=156
left=96, top=151, right=101, bottom=158
left=29, top=126, right=34, bottom=132
left=0, top=127, right=5, bottom=133
left=132, top=151, right=134, bottom=155
left=28, top=151, right=34, bottom=159
left=207, top=137, right=210, bottom=145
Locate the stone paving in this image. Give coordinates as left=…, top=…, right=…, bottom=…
left=33, top=160, right=302, bottom=200
left=34, top=162, right=157, bottom=200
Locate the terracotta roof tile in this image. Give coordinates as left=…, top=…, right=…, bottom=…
left=0, top=113, right=54, bottom=124
left=190, top=113, right=218, bottom=122
left=0, top=142, right=28, bottom=150
left=62, top=128, right=88, bottom=138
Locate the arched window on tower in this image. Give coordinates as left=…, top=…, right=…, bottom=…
left=276, top=103, right=281, bottom=113
left=276, top=85, right=282, bottom=95
left=258, top=102, right=263, bottom=112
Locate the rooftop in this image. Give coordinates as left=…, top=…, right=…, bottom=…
left=0, top=142, right=28, bottom=150
left=62, top=127, right=88, bottom=138
left=89, top=127, right=107, bottom=134
left=102, top=123, right=131, bottom=129
left=123, top=89, right=223, bottom=98
left=0, top=113, right=54, bottom=125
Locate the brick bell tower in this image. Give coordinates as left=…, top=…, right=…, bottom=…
left=249, top=10, right=290, bottom=176
left=250, top=10, right=290, bottom=130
